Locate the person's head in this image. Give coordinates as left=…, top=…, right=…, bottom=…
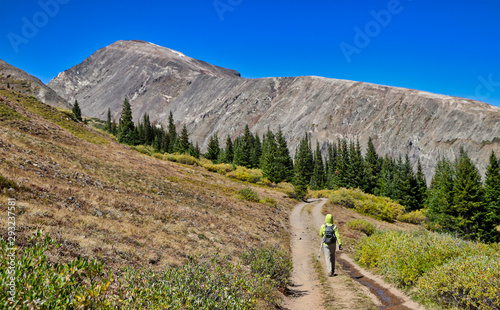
left=325, top=214, right=333, bottom=224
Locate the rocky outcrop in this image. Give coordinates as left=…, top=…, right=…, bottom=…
left=48, top=40, right=500, bottom=181
left=0, top=59, right=70, bottom=109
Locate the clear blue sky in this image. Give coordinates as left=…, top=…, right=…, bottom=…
left=1, top=0, right=499, bottom=106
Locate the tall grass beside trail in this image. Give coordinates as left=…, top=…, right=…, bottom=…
left=329, top=188, right=405, bottom=222
left=355, top=230, right=500, bottom=310
left=1, top=231, right=291, bottom=309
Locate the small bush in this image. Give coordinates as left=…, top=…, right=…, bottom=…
left=355, top=229, right=500, bottom=291
left=347, top=219, right=376, bottom=236
left=242, top=246, right=292, bottom=289
left=330, top=188, right=404, bottom=222
left=260, top=197, right=277, bottom=207
left=132, top=145, right=155, bottom=156
left=226, top=166, right=262, bottom=183
left=0, top=174, right=17, bottom=190
left=416, top=254, right=500, bottom=309
left=397, top=209, right=428, bottom=224
left=277, top=182, right=295, bottom=197
left=164, top=153, right=200, bottom=166
left=238, top=187, right=260, bottom=202
left=308, top=189, right=331, bottom=198
left=202, top=160, right=235, bottom=174
left=0, top=231, right=112, bottom=309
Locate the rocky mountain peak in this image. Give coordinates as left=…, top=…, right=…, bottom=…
left=47, top=41, right=500, bottom=181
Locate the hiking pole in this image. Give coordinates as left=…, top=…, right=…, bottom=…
left=316, top=239, right=323, bottom=261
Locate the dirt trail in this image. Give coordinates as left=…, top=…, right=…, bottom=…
left=284, top=199, right=426, bottom=310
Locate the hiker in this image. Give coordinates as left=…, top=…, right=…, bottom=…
left=319, top=214, right=342, bottom=277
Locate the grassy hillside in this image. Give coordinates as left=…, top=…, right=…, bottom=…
left=0, top=84, right=295, bottom=308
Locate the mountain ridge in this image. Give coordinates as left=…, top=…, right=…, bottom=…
left=0, top=59, right=70, bottom=109
left=46, top=40, right=500, bottom=181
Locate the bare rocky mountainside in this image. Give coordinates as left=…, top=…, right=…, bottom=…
left=0, top=59, right=70, bottom=109
left=48, top=40, right=500, bottom=180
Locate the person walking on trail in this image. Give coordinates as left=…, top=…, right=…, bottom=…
left=319, top=214, right=342, bottom=277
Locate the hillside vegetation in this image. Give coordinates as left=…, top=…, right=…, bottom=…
left=0, top=84, right=295, bottom=308
left=356, top=230, right=500, bottom=310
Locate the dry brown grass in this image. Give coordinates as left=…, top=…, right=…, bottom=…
left=0, top=86, right=295, bottom=271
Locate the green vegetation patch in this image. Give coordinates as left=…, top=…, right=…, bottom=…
left=355, top=230, right=500, bottom=309
left=1, top=231, right=112, bottom=309
left=238, top=187, right=260, bottom=202
left=1, top=231, right=290, bottom=309
left=241, top=246, right=292, bottom=289
left=347, top=219, right=376, bottom=236
left=0, top=90, right=108, bottom=144
left=0, top=102, right=28, bottom=121
left=329, top=188, right=405, bottom=222
left=227, top=166, right=263, bottom=183
left=397, top=209, right=427, bottom=224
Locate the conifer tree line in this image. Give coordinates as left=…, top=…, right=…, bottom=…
left=426, top=148, right=500, bottom=242
left=105, top=98, right=200, bottom=157
left=109, top=98, right=500, bottom=242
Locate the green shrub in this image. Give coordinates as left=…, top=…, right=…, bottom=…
left=0, top=231, right=112, bottom=309
left=119, top=255, right=260, bottom=309
left=242, top=246, right=292, bottom=289
left=260, top=197, right=277, bottom=207
left=397, top=209, right=428, bottom=224
left=277, top=182, right=295, bottom=197
left=329, top=188, right=404, bottom=222
left=347, top=219, right=376, bottom=236
left=0, top=102, right=28, bottom=121
left=132, top=145, right=155, bottom=156
left=202, top=160, right=235, bottom=174
left=226, top=166, right=262, bottom=183
left=308, top=189, right=331, bottom=198
left=164, top=153, right=200, bottom=166
left=356, top=229, right=500, bottom=292
left=416, top=254, right=500, bottom=309
left=0, top=174, right=17, bottom=190
left=238, top=187, right=260, bottom=202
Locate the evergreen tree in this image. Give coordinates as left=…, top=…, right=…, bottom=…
left=167, top=112, right=177, bottom=153
left=350, top=139, right=365, bottom=189
left=452, top=148, right=485, bottom=240
left=250, top=134, right=262, bottom=168
left=293, top=133, right=313, bottom=199
left=310, top=142, right=326, bottom=190
left=206, top=133, right=220, bottom=161
left=72, top=100, right=82, bottom=122
left=188, top=142, right=200, bottom=159
left=325, top=142, right=338, bottom=189
left=275, top=127, right=294, bottom=182
left=224, top=135, right=234, bottom=163
left=233, top=125, right=253, bottom=168
left=160, top=132, right=170, bottom=153
left=364, top=137, right=380, bottom=194
left=483, top=151, right=500, bottom=242
left=415, top=159, right=427, bottom=209
left=142, top=114, right=153, bottom=145
left=175, top=125, right=190, bottom=154
left=335, top=139, right=350, bottom=188
left=118, top=98, right=136, bottom=144
left=427, top=157, right=455, bottom=231
left=379, top=156, right=398, bottom=199
left=105, top=108, right=112, bottom=133
left=261, top=129, right=280, bottom=183
left=396, top=155, right=419, bottom=211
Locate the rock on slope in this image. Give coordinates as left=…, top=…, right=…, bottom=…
left=0, top=59, right=70, bottom=109
left=48, top=40, right=500, bottom=180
